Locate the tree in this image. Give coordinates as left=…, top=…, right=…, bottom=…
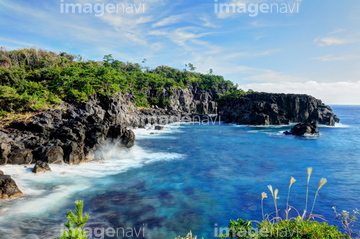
left=188, top=63, right=196, bottom=72
left=209, top=69, right=213, bottom=75
left=56, top=200, right=90, bottom=239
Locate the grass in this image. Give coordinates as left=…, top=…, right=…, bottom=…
left=0, top=111, right=36, bottom=128
left=222, top=168, right=351, bottom=239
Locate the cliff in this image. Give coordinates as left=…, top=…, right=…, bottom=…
left=220, top=93, right=340, bottom=126
left=0, top=84, right=226, bottom=166
left=0, top=94, right=138, bottom=166
left=0, top=90, right=340, bottom=167
left=148, top=84, right=230, bottom=115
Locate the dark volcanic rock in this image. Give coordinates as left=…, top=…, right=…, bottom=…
left=220, top=93, right=340, bottom=126
left=33, top=146, right=64, bottom=164
left=120, top=129, right=135, bottom=148
left=32, top=161, right=52, bottom=174
left=0, top=142, right=11, bottom=165
left=1, top=93, right=138, bottom=166
left=284, top=123, right=319, bottom=136
left=7, top=146, right=33, bottom=165
left=154, top=126, right=164, bottom=130
left=0, top=174, right=24, bottom=199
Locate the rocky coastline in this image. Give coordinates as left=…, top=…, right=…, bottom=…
left=0, top=88, right=340, bottom=198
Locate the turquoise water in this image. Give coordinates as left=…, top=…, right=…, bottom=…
left=0, top=105, right=359, bottom=239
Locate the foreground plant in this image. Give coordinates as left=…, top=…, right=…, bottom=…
left=55, top=200, right=90, bottom=239
left=222, top=168, right=349, bottom=239
left=174, top=231, right=203, bottom=239
left=333, top=207, right=360, bottom=238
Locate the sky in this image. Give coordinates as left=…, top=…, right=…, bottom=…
left=0, top=0, right=360, bottom=104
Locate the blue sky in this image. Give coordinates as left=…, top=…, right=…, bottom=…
left=1, top=0, right=360, bottom=104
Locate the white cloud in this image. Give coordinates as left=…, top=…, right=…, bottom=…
left=149, top=27, right=212, bottom=46
left=329, top=28, right=346, bottom=34
left=314, top=37, right=353, bottom=46
left=199, top=17, right=220, bottom=28
left=238, top=81, right=360, bottom=105
left=312, top=54, right=360, bottom=61
left=151, top=14, right=186, bottom=28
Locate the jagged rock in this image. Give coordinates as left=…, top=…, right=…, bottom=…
left=0, top=142, right=11, bottom=165
left=0, top=170, right=3, bottom=175
left=121, top=129, right=135, bottom=148
left=0, top=174, right=24, bottom=199
left=33, top=146, right=64, bottom=164
left=0, top=90, right=340, bottom=167
left=63, top=142, right=85, bottom=165
left=32, top=161, right=52, bottom=174
left=221, top=93, right=340, bottom=126
left=7, top=146, right=33, bottom=165
left=284, top=123, right=319, bottom=136
left=154, top=126, right=164, bottom=130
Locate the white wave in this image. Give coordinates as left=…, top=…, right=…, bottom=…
left=0, top=142, right=184, bottom=219
left=319, top=122, right=350, bottom=128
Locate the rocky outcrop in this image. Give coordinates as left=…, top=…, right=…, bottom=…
left=32, top=161, right=52, bottom=174
left=0, top=90, right=340, bottom=168
left=0, top=173, right=24, bottom=199
left=145, top=84, right=231, bottom=115
left=284, top=123, right=319, bottom=136
left=0, top=94, right=138, bottom=166
left=220, top=93, right=339, bottom=126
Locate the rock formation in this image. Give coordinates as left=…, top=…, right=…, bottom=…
left=0, top=172, right=24, bottom=199
left=0, top=90, right=340, bottom=169
left=284, top=123, right=319, bottom=136
left=220, top=93, right=339, bottom=126
left=0, top=94, right=138, bottom=166
left=32, top=161, right=52, bottom=174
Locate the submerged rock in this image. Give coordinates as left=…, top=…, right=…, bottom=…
left=0, top=174, right=24, bottom=199
left=284, top=123, right=319, bottom=136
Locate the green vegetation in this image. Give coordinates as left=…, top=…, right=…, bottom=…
left=224, top=219, right=348, bottom=239
left=221, top=168, right=351, bottom=239
left=0, top=47, right=242, bottom=114
left=56, top=200, right=90, bottom=239
left=333, top=207, right=360, bottom=238
left=174, top=231, right=202, bottom=239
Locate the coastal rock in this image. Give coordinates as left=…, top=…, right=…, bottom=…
left=7, top=146, right=33, bottom=165
left=0, top=170, right=3, bottom=175
left=220, top=93, right=340, bottom=126
left=64, top=142, right=86, bottom=165
left=32, top=161, right=52, bottom=174
left=154, top=126, right=164, bottom=130
left=33, top=146, right=64, bottom=164
left=1, top=93, right=138, bottom=166
left=0, top=142, right=11, bottom=165
left=284, top=123, right=319, bottom=136
left=0, top=174, right=24, bottom=199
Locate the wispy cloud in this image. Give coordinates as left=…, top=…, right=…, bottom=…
left=329, top=28, right=346, bottom=34
left=314, top=37, right=354, bottom=46
left=199, top=17, right=220, bottom=28
left=151, top=14, right=186, bottom=28
left=149, top=27, right=212, bottom=46
left=312, top=54, right=359, bottom=61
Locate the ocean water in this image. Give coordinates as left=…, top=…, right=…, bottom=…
left=0, top=105, right=360, bottom=239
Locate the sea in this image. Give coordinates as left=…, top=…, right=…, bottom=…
left=0, top=105, right=359, bottom=239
